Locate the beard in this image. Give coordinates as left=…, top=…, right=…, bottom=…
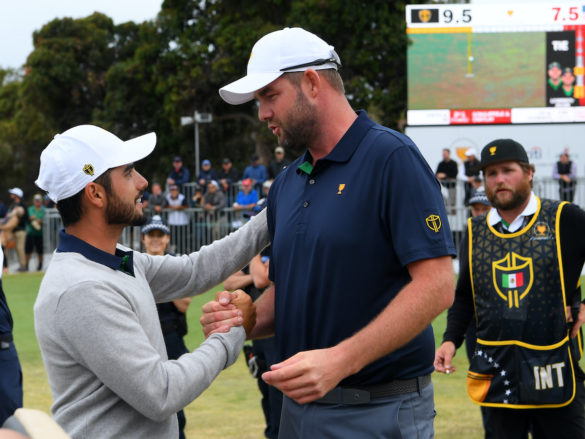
left=485, top=177, right=531, bottom=211
left=106, top=191, right=147, bottom=226
left=278, top=89, right=318, bottom=156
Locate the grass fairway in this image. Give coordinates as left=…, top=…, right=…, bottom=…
left=408, top=32, right=545, bottom=110
left=6, top=271, right=488, bottom=438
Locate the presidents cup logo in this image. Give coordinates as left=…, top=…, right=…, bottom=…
left=83, top=164, right=95, bottom=176
left=426, top=214, right=442, bottom=233
left=418, top=9, right=431, bottom=23
left=492, top=252, right=533, bottom=308
left=530, top=221, right=552, bottom=241
left=490, top=146, right=497, bottom=156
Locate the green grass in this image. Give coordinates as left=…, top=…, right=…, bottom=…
left=408, top=32, right=545, bottom=109
left=5, top=272, right=486, bottom=438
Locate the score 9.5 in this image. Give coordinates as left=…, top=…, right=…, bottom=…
left=443, top=8, right=472, bottom=25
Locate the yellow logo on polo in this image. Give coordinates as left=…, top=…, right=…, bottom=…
left=418, top=9, right=431, bottom=23
left=425, top=214, right=441, bottom=233
left=337, top=184, right=346, bottom=195
left=490, top=146, right=497, bottom=156
left=83, top=164, right=94, bottom=176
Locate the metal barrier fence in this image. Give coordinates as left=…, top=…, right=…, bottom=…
left=40, top=176, right=584, bottom=259
left=43, top=207, right=256, bottom=256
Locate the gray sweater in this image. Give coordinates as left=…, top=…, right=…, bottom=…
left=34, top=210, right=269, bottom=438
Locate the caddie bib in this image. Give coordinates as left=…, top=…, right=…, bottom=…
left=467, top=197, right=576, bottom=408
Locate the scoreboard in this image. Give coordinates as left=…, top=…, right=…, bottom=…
left=406, top=3, right=585, bottom=125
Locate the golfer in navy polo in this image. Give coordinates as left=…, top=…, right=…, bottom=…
left=202, top=27, right=456, bottom=438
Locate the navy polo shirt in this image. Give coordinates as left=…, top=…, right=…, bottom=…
left=57, top=230, right=135, bottom=276
left=267, top=111, right=455, bottom=386
left=0, top=280, right=13, bottom=335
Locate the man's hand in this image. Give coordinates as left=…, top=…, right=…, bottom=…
left=262, top=347, right=348, bottom=405
left=434, top=341, right=456, bottom=374
left=172, top=297, right=191, bottom=314
left=231, top=290, right=256, bottom=337
left=200, top=290, right=256, bottom=338
left=568, top=303, right=585, bottom=339
left=200, top=291, right=241, bottom=337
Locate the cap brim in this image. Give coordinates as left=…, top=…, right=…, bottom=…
left=109, top=132, right=157, bottom=168
left=219, top=71, right=283, bottom=105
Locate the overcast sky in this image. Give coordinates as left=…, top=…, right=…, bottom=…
left=0, top=0, right=163, bottom=69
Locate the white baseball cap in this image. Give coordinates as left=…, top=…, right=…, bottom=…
left=219, top=27, right=341, bottom=105
left=465, top=148, right=477, bottom=157
left=9, top=187, right=23, bottom=198
left=36, top=125, right=156, bottom=202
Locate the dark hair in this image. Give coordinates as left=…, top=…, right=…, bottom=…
left=56, top=191, right=84, bottom=227
left=284, top=69, right=345, bottom=94
left=519, top=162, right=535, bottom=188
left=56, top=169, right=112, bottom=227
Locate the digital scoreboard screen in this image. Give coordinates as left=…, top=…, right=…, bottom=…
left=406, top=3, right=585, bottom=125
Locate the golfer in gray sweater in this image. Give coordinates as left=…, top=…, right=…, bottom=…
left=33, top=125, right=269, bottom=438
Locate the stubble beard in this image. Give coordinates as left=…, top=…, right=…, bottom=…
left=279, top=89, right=318, bottom=156
left=106, top=191, right=147, bottom=227
left=485, top=178, right=531, bottom=212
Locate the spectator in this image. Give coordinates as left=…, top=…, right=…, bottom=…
left=217, top=158, right=239, bottom=204
left=43, top=194, right=55, bottom=209
left=141, top=215, right=191, bottom=439
left=553, top=152, right=577, bottom=202
left=25, top=194, right=45, bottom=271
left=436, top=148, right=458, bottom=213
left=224, top=249, right=282, bottom=439
left=0, top=189, right=27, bottom=272
left=200, top=180, right=227, bottom=244
left=165, top=184, right=189, bottom=254
left=166, top=156, right=190, bottom=191
left=467, top=187, right=491, bottom=218
left=0, top=245, right=23, bottom=425
left=145, top=182, right=167, bottom=216
left=463, top=148, right=481, bottom=205
left=268, top=146, right=290, bottom=180
left=233, top=179, right=258, bottom=214
left=243, top=154, right=267, bottom=194
left=196, top=159, right=217, bottom=192
left=191, top=184, right=204, bottom=208
left=203, top=181, right=226, bottom=214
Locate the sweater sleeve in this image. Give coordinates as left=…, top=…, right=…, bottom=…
left=139, top=208, right=270, bottom=302
left=54, top=283, right=245, bottom=421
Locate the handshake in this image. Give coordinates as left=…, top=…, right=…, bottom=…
left=200, top=290, right=256, bottom=338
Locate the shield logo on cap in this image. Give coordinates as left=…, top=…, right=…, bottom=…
left=83, top=164, right=95, bottom=176
left=492, top=252, right=533, bottom=308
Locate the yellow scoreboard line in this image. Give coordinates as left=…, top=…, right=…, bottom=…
left=407, top=27, right=473, bottom=34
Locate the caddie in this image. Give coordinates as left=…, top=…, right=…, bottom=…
left=435, top=138, right=585, bottom=438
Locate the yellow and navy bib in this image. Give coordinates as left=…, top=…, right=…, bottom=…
left=467, top=197, right=576, bottom=408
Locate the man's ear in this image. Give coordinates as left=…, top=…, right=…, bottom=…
left=85, top=182, right=106, bottom=208
left=302, top=69, right=321, bottom=98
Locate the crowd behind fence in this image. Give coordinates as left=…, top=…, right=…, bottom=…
left=39, top=176, right=583, bottom=261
